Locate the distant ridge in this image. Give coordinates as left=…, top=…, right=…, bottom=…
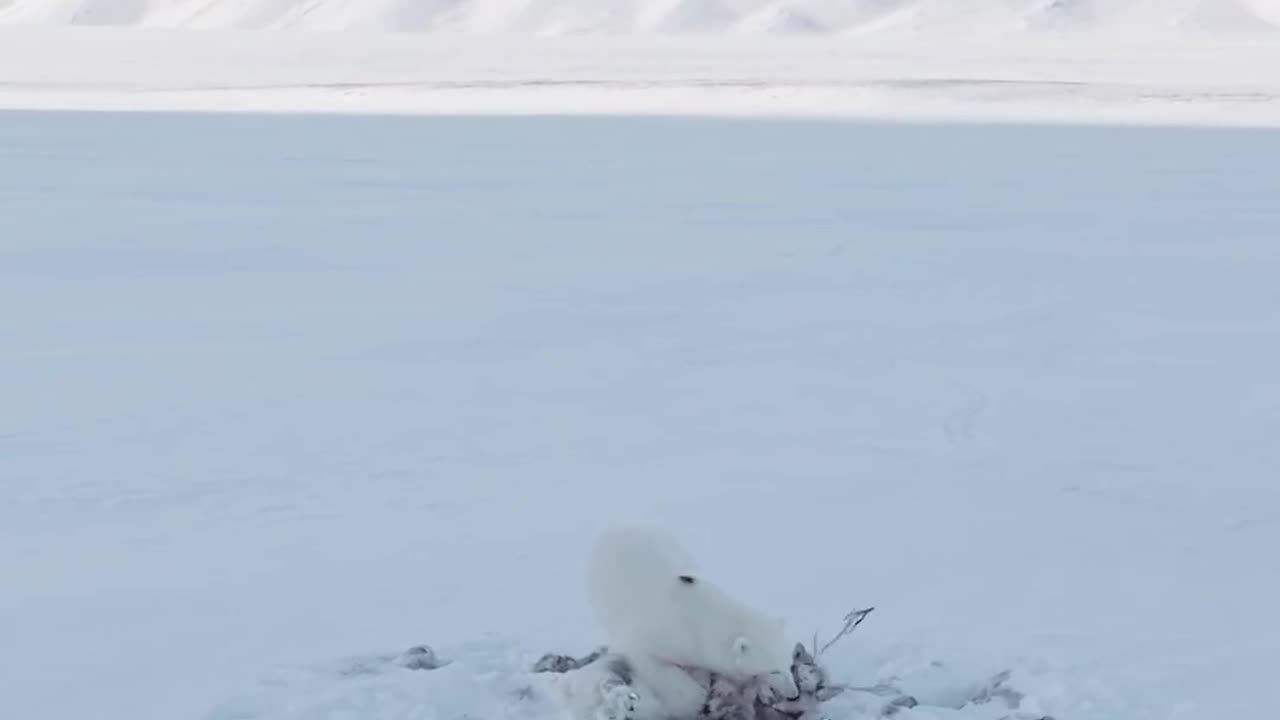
left=3, top=0, right=1279, bottom=34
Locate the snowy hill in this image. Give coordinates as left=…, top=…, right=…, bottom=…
left=3, top=0, right=1280, bottom=33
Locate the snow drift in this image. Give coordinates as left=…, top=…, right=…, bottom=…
left=3, top=0, right=1280, bottom=33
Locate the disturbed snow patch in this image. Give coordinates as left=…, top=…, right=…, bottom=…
left=205, top=632, right=1059, bottom=720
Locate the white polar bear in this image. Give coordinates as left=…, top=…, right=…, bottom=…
left=580, top=525, right=799, bottom=716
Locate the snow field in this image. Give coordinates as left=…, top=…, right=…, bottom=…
left=3, top=110, right=1279, bottom=720
left=4, top=30, right=1280, bottom=125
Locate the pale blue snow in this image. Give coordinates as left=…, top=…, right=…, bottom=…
left=2, top=111, right=1278, bottom=720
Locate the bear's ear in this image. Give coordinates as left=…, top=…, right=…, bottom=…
left=732, top=636, right=751, bottom=663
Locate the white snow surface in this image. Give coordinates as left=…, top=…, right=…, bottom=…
left=4, top=29, right=1280, bottom=125
left=3, top=110, right=1279, bottom=720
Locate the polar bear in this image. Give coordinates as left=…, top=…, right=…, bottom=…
left=585, top=525, right=799, bottom=701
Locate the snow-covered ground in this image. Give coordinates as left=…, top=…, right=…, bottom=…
left=3, top=28, right=1280, bottom=124
left=3, top=109, right=1279, bottom=720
